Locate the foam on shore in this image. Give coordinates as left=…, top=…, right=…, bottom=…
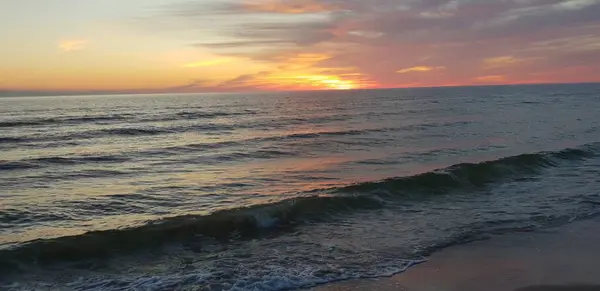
left=313, top=217, right=600, bottom=291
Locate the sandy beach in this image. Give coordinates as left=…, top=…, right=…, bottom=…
left=313, top=217, right=600, bottom=291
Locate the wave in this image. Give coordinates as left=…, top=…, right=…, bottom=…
left=0, top=137, right=26, bottom=144
left=0, top=143, right=598, bottom=268
left=160, top=130, right=376, bottom=153
left=62, top=124, right=236, bottom=141
left=155, top=122, right=472, bottom=155
left=35, top=155, right=129, bottom=165
left=0, top=209, right=74, bottom=226
left=0, top=146, right=294, bottom=174
left=0, top=115, right=127, bottom=128
left=263, top=120, right=473, bottom=141
left=0, top=120, right=48, bottom=128
left=212, top=149, right=299, bottom=161
left=0, top=161, right=40, bottom=171
left=284, top=130, right=372, bottom=139
left=0, top=128, right=177, bottom=146
left=0, top=155, right=129, bottom=171
left=176, top=110, right=255, bottom=119
left=0, top=110, right=256, bottom=129
left=85, top=124, right=238, bottom=138
left=96, top=128, right=170, bottom=136
left=0, top=118, right=472, bottom=148
left=341, top=146, right=596, bottom=195
left=0, top=123, right=239, bottom=146
left=0, top=194, right=385, bottom=267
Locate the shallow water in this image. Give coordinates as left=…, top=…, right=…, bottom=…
left=1, top=84, right=600, bottom=290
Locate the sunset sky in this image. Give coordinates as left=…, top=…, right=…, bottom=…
left=1, top=0, right=600, bottom=93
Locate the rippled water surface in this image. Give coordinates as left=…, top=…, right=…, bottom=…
left=1, top=84, right=600, bottom=290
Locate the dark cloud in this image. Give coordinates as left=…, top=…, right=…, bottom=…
left=217, top=71, right=271, bottom=88
left=165, top=0, right=600, bottom=48
left=164, top=79, right=211, bottom=91
left=160, top=72, right=278, bottom=92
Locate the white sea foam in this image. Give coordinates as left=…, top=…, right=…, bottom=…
left=66, top=259, right=425, bottom=291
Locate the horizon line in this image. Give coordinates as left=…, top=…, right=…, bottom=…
left=1, top=81, right=599, bottom=98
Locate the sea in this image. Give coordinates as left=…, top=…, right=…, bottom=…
left=1, top=83, right=600, bottom=290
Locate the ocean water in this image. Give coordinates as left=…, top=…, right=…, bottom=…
left=1, top=83, right=600, bottom=290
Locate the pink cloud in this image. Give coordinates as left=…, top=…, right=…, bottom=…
left=151, top=0, right=600, bottom=90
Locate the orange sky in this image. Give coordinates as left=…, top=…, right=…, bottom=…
left=1, top=0, right=600, bottom=94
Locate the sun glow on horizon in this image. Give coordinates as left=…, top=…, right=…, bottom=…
left=291, top=75, right=359, bottom=90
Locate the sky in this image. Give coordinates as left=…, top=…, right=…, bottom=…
left=1, top=0, right=600, bottom=93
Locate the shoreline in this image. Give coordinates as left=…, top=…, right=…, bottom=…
left=312, top=217, right=600, bottom=291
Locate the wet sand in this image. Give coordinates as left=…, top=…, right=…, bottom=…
left=313, top=217, right=600, bottom=291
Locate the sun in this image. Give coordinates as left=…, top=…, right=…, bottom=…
left=332, top=83, right=355, bottom=90
left=321, top=78, right=356, bottom=90
left=296, top=75, right=358, bottom=90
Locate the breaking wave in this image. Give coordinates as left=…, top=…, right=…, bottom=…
left=1, top=143, right=597, bottom=268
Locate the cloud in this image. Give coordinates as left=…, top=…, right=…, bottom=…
left=240, top=0, right=341, bottom=14
left=217, top=71, right=272, bottom=88
left=163, top=79, right=212, bottom=91
left=142, top=0, right=600, bottom=90
left=196, top=40, right=289, bottom=49
left=483, top=56, right=522, bottom=68
left=396, top=66, right=446, bottom=74
left=58, top=40, right=88, bottom=52
left=482, top=55, right=544, bottom=69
